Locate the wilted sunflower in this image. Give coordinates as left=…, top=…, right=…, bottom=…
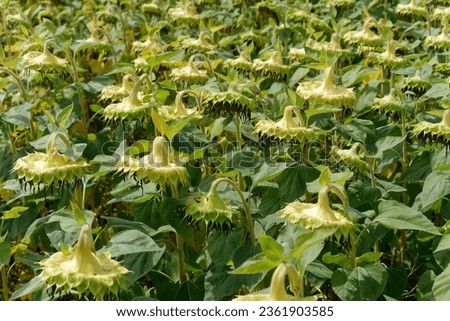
left=433, top=7, right=450, bottom=22
left=223, top=51, right=254, bottom=75
left=142, top=0, right=163, bottom=15
left=39, top=224, right=128, bottom=298
left=117, top=136, right=188, bottom=187
left=288, top=47, right=311, bottom=62
left=279, top=184, right=354, bottom=237
left=170, top=54, right=213, bottom=86
left=396, top=0, right=427, bottom=18
left=168, top=2, right=200, bottom=25
left=306, top=33, right=350, bottom=58
left=202, top=81, right=258, bottom=120
left=182, top=31, right=216, bottom=53
left=132, top=34, right=165, bottom=56
left=402, top=70, right=431, bottom=95
left=367, top=41, right=406, bottom=68
left=254, top=105, right=321, bottom=142
left=412, top=109, right=450, bottom=148
left=233, top=263, right=301, bottom=301
left=13, top=132, right=88, bottom=190
left=343, top=18, right=384, bottom=48
left=102, top=74, right=153, bottom=122
left=21, top=41, right=68, bottom=73
left=100, top=74, right=136, bottom=102
left=425, top=26, right=450, bottom=50
left=185, top=187, right=239, bottom=225
left=296, top=66, right=356, bottom=108
left=253, top=51, right=290, bottom=81
left=372, top=88, right=404, bottom=114
left=333, top=143, right=370, bottom=171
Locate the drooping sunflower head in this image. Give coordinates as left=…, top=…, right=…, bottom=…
left=367, top=41, right=406, bottom=68
left=412, top=109, right=450, bottom=148
left=39, top=224, right=129, bottom=298
left=296, top=66, right=356, bottom=108
left=186, top=188, right=239, bottom=225
left=202, top=81, right=258, bottom=121
left=100, top=74, right=136, bottom=102
left=424, top=26, right=450, bottom=50
left=117, top=136, right=189, bottom=187
left=102, top=74, right=153, bottom=122
left=279, top=184, right=354, bottom=237
left=158, top=89, right=202, bottom=121
left=253, top=51, right=290, bottom=81
left=343, top=17, right=384, bottom=48
left=402, top=70, right=431, bottom=95
left=396, top=0, right=427, bottom=18
left=372, top=88, right=404, bottom=115
left=21, top=41, right=68, bottom=74
left=170, top=54, right=213, bottom=86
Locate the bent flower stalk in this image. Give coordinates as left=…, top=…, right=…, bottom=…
left=39, top=224, right=129, bottom=297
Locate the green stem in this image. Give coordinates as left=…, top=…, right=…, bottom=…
left=1, top=266, right=8, bottom=301
left=210, top=178, right=256, bottom=245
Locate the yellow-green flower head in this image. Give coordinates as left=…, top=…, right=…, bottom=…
left=333, top=143, right=369, bottom=171
left=402, top=70, right=431, bottom=95
left=434, top=62, right=450, bottom=77
left=39, top=224, right=128, bottom=297
left=102, top=74, right=153, bottom=122
left=396, top=0, right=427, bottom=17
left=21, top=41, right=68, bottom=73
left=158, top=90, right=202, bottom=121
left=132, top=34, right=165, bottom=56
left=202, top=82, right=258, bottom=120
left=117, top=137, right=189, bottom=187
left=291, top=8, right=331, bottom=33
left=296, top=66, right=356, bottom=108
left=186, top=189, right=239, bottom=225
left=182, top=31, right=216, bottom=53
left=234, top=263, right=301, bottom=301
left=367, top=41, right=405, bottom=68
left=433, top=7, right=450, bottom=22
left=343, top=18, right=384, bottom=47
left=170, top=54, right=212, bottom=85
left=254, top=106, right=320, bottom=142
left=372, top=88, right=404, bottom=113
left=100, top=75, right=136, bottom=102
left=306, top=33, right=350, bottom=57
left=253, top=51, right=290, bottom=81
left=13, top=132, right=88, bottom=188
left=168, top=2, right=200, bottom=25
left=279, top=184, right=354, bottom=237
left=133, top=56, right=150, bottom=72
left=77, top=29, right=110, bottom=52
left=425, top=26, right=450, bottom=50
left=412, top=109, right=450, bottom=148
left=327, top=0, right=355, bottom=8
left=223, top=51, right=254, bottom=74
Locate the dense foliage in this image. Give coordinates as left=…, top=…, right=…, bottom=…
left=0, top=0, right=450, bottom=301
